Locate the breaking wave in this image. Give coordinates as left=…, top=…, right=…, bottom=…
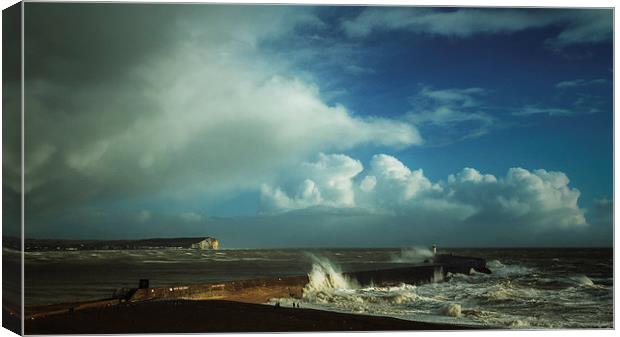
left=441, top=303, right=462, bottom=317
left=486, top=259, right=504, bottom=269
left=484, top=259, right=533, bottom=277
left=295, top=255, right=607, bottom=329
left=25, top=247, right=613, bottom=329
left=569, top=275, right=594, bottom=287
left=304, top=254, right=358, bottom=293
left=295, top=255, right=463, bottom=320
left=391, top=246, right=434, bottom=263
left=301, top=256, right=425, bottom=309
left=432, top=267, right=444, bottom=283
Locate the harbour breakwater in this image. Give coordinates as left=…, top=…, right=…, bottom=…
left=25, top=254, right=489, bottom=319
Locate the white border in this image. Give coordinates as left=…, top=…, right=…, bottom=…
left=0, top=1, right=617, bottom=337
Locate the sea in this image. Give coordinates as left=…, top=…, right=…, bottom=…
left=13, top=247, right=613, bottom=329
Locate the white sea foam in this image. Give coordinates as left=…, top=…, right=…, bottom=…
left=391, top=246, right=434, bottom=263
left=484, top=259, right=535, bottom=278
left=304, top=254, right=358, bottom=294
left=441, top=303, right=462, bottom=317
left=509, top=319, right=528, bottom=328
left=302, top=256, right=425, bottom=310
left=486, top=259, right=504, bottom=269
left=431, top=267, right=444, bottom=283
left=489, top=264, right=533, bottom=277
left=569, top=275, right=594, bottom=286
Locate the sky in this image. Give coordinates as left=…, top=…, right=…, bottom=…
left=3, top=4, right=613, bottom=247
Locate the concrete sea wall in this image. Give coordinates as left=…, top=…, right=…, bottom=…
left=26, top=254, right=489, bottom=319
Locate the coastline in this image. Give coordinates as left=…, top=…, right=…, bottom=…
left=21, top=255, right=492, bottom=333
left=24, top=299, right=481, bottom=334
left=16, top=249, right=614, bottom=331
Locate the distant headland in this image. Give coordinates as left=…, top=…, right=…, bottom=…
left=4, top=237, right=219, bottom=251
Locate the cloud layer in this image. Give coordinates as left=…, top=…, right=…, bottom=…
left=407, top=87, right=495, bottom=143
left=341, top=8, right=612, bottom=48
left=5, top=5, right=609, bottom=246
left=555, top=78, right=607, bottom=89
left=261, top=153, right=588, bottom=231
left=18, top=5, right=420, bottom=217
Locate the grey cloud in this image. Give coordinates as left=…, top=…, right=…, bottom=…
left=134, top=210, right=152, bottom=223
left=32, top=203, right=606, bottom=247
left=2, top=4, right=22, bottom=237
left=514, top=96, right=605, bottom=117
left=587, top=198, right=613, bottom=239
left=555, top=78, right=608, bottom=89
left=341, top=8, right=612, bottom=49
left=513, top=106, right=576, bottom=117
left=25, top=208, right=211, bottom=240
left=17, top=4, right=421, bottom=220
left=25, top=4, right=178, bottom=86
left=513, top=79, right=609, bottom=117
left=28, top=152, right=607, bottom=247
left=179, top=212, right=205, bottom=223
left=547, top=10, right=613, bottom=48
left=407, top=87, right=495, bottom=144
left=343, top=64, right=376, bottom=76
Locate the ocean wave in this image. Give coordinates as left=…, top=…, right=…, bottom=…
left=490, top=264, right=533, bottom=277
left=301, top=256, right=428, bottom=309
left=479, top=281, right=542, bottom=303
left=486, top=259, right=504, bottom=269
left=568, top=275, right=594, bottom=287
left=304, top=254, right=358, bottom=293
left=484, top=259, right=536, bottom=278
left=441, top=303, right=462, bottom=317
left=390, top=247, right=434, bottom=263
left=24, top=248, right=611, bottom=330
left=508, top=319, right=529, bottom=328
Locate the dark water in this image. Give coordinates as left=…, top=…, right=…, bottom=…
left=17, top=247, right=613, bottom=329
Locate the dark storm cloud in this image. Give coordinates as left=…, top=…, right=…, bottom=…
left=24, top=4, right=179, bottom=85
left=2, top=2, right=22, bottom=236
left=18, top=4, right=182, bottom=216
left=18, top=3, right=418, bottom=226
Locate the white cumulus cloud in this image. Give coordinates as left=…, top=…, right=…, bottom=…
left=260, top=153, right=363, bottom=212
left=261, top=153, right=588, bottom=231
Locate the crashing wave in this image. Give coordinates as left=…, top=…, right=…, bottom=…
left=509, top=319, right=528, bottom=328
left=431, top=267, right=444, bottom=283
left=569, top=275, right=594, bottom=286
left=441, top=303, right=462, bottom=317
left=486, top=259, right=504, bottom=269
left=391, top=246, right=434, bottom=263
left=302, top=255, right=424, bottom=311
left=303, top=254, right=358, bottom=294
